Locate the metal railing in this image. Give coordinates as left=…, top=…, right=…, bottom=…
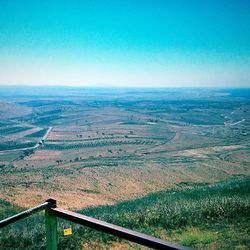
left=0, top=199, right=191, bottom=250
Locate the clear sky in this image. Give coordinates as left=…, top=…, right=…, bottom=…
left=0, top=0, right=249, bottom=87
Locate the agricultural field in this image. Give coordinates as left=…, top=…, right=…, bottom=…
left=0, top=87, right=249, bottom=249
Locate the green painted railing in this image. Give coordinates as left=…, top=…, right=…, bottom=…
left=0, top=199, right=191, bottom=250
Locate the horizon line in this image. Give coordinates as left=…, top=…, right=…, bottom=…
left=0, top=84, right=249, bottom=89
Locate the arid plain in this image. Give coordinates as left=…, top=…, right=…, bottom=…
left=0, top=88, right=249, bottom=210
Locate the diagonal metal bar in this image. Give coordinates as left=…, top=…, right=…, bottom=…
left=51, top=207, right=191, bottom=250
left=0, top=202, right=50, bottom=228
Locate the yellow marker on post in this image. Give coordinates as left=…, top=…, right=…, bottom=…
left=64, top=228, right=72, bottom=236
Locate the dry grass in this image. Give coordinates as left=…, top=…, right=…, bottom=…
left=1, top=154, right=249, bottom=210
left=0, top=96, right=249, bottom=212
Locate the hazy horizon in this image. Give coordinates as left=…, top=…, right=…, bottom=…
left=1, top=84, right=250, bottom=89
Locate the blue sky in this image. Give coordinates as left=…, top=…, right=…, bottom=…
left=0, top=0, right=249, bottom=87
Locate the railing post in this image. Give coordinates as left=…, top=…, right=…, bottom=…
left=45, top=199, right=57, bottom=250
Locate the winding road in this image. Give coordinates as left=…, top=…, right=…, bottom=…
left=0, top=126, right=53, bottom=153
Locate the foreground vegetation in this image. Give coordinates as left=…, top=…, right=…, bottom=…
left=1, top=177, right=249, bottom=249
